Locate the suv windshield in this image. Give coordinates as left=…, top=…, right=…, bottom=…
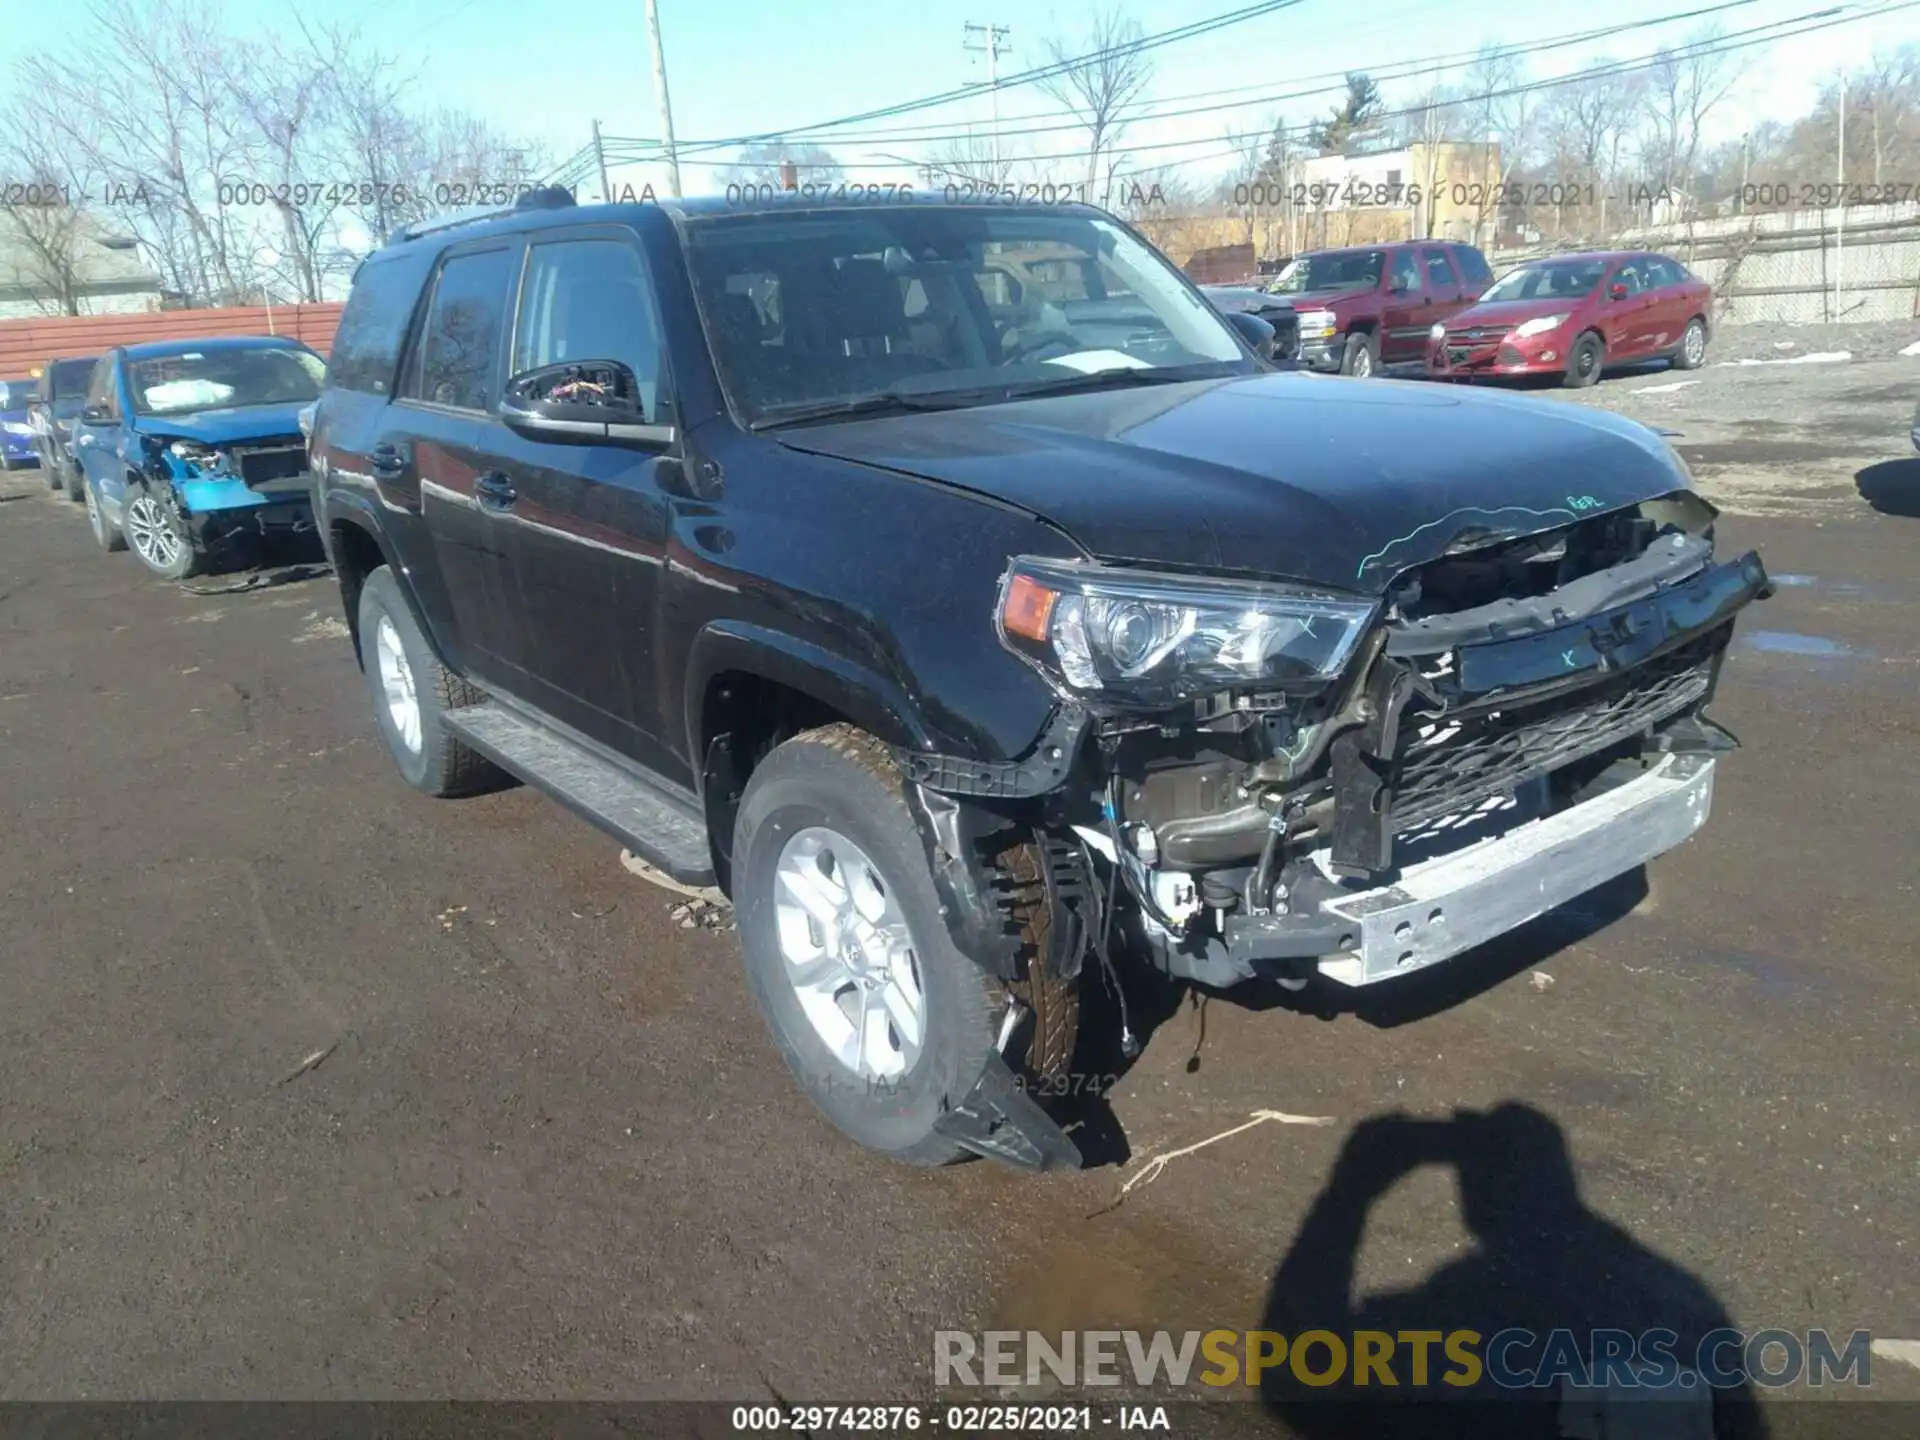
left=1481, top=258, right=1609, bottom=304
left=682, top=207, right=1249, bottom=425
left=0, top=379, right=33, bottom=411
left=128, top=346, right=326, bottom=416
left=1266, top=250, right=1384, bottom=295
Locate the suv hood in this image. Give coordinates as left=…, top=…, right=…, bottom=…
left=1278, top=287, right=1375, bottom=312
left=1203, top=286, right=1295, bottom=315
left=776, top=372, right=1695, bottom=594
left=136, top=401, right=311, bottom=445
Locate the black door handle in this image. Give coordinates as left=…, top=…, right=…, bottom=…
left=474, top=471, right=518, bottom=509
left=369, top=442, right=407, bottom=480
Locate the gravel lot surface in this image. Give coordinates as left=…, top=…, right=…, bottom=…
left=1, top=345, right=1916, bottom=1436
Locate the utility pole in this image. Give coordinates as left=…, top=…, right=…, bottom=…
left=592, top=118, right=611, bottom=203
left=1833, top=66, right=1846, bottom=320
left=645, top=0, right=683, bottom=198
left=963, top=22, right=1012, bottom=174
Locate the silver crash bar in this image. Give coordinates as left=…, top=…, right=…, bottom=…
left=1314, top=753, right=1715, bottom=987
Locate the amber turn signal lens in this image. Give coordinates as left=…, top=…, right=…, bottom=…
left=1001, top=573, right=1058, bottom=642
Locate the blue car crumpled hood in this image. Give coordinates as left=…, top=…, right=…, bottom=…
left=136, top=401, right=311, bottom=446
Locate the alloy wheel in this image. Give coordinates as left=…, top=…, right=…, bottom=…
left=1351, top=347, right=1372, bottom=378
left=772, top=826, right=926, bottom=1082
left=1684, top=323, right=1706, bottom=367
left=86, top=484, right=104, bottom=544
left=125, top=494, right=183, bottom=571
left=374, top=614, right=422, bottom=754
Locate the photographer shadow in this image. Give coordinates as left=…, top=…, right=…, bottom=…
left=1258, top=1102, right=1767, bottom=1439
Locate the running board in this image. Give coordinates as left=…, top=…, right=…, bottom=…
left=443, top=703, right=715, bottom=886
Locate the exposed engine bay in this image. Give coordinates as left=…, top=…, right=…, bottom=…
left=914, top=490, right=1771, bottom=1004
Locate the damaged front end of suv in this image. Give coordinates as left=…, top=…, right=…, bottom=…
left=917, top=488, right=1767, bottom=1027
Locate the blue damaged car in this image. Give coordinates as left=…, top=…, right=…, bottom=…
left=75, top=336, right=326, bottom=579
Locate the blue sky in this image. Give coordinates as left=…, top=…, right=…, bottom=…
left=4, top=0, right=1913, bottom=195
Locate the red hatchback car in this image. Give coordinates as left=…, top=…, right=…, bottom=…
left=1429, top=251, right=1712, bottom=388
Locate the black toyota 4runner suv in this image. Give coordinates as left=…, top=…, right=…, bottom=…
left=311, top=189, right=1768, bottom=1173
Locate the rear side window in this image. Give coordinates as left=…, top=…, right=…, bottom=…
left=330, top=258, right=426, bottom=395
left=1650, top=257, right=1689, bottom=287
left=1422, top=249, right=1458, bottom=289
left=83, top=356, right=119, bottom=420
left=511, top=237, right=665, bottom=422
left=1452, top=246, right=1493, bottom=285
left=402, top=246, right=517, bottom=411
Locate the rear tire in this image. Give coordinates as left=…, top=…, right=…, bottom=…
left=86, top=477, right=126, bottom=552
left=1674, top=316, right=1707, bottom=371
left=355, top=564, right=499, bottom=797
left=1562, top=331, right=1604, bottom=389
left=733, top=723, right=1009, bottom=1166
left=1340, top=330, right=1378, bottom=378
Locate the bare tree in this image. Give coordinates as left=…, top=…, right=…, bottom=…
left=1537, top=68, right=1643, bottom=239
left=731, top=141, right=842, bottom=190
left=0, top=104, right=101, bottom=314
left=19, top=0, right=265, bottom=305
left=1393, top=85, right=1460, bottom=239
left=1035, top=7, right=1152, bottom=197
left=1641, top=28, right=1747, bottom=219
left=919, top=129, right=1022, bottom=189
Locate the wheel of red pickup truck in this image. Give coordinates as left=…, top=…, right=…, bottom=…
left=354, top=564, right=499, bottom=798
left=1340, top=330, right=1378, bottom=378
left=733, top=723, right=1012, bottom=1165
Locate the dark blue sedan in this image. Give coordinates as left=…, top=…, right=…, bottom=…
left=0, top=378, right=38, bottom=471
left=73, top=337, right=325, bottom=579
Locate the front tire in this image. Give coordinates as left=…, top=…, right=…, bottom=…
left=1339, top=330, right=1378, bottom=378
left=63, top=457, right=86, bottom=502
left=355, top=565, right=498, bottom=797
left=124, top=484, right=203, bottom=579
left=733, top=724, right=1007, bottom=1165
left=1562, top=331, right=1604, bottom=389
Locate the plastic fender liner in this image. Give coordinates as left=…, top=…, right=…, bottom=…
left=896, top=701, right=1091, bottom=800
left=932, top=1049, right=1082, bottom=1172
left=904, top=784, right=1023, bottom=982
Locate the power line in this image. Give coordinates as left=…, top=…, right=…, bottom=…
left=662, top=0, right=1309, bottom=156
left=645, top=0, right=1762, bottom=154
left=668, top=0, right=1911, bottom=176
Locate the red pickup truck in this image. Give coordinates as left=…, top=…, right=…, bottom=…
left=1266, top=241, right=1494, bottom=377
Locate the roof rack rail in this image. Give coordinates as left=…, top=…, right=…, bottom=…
left=383, top=184, right=578, bottom=248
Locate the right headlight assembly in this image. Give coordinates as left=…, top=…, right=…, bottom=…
left=996, top=557, right=1378, bottom=710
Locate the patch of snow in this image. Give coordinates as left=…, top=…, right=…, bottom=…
left=1634, top=379, right=1702, bottom=394
left=1719, top=351, right=1851, bottom=367
left=1899, top=338, right=1920, bottom=357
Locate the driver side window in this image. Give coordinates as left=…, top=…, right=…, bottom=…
left=83, top=357, right=118, bottom=421
left=1390, top=250, right=1419, bottom=292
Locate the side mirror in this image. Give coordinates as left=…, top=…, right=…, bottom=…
left=1223, top=309, right=1276, bottom=359
left=500, top=360, right=674, bottom=447
left=1608, top=282, right=1630, bottom=301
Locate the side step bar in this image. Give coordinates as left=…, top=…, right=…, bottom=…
left=443, top=703, right=716, bottom=886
